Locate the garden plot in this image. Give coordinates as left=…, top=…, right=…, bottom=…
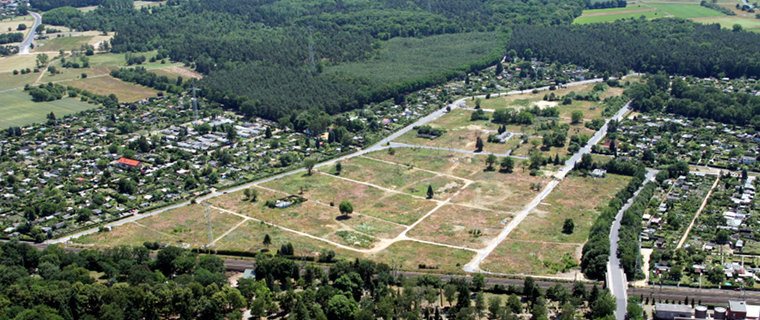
left=406, top=204, right=510, bottom=249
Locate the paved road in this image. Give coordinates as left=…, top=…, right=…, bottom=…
left=464, top=101, right=632, bottom=273
left=607, top=169, right=657, bottom=320
left=46, top=77, right=629, bottom=248
left=18, top=12, right=41, bottom=55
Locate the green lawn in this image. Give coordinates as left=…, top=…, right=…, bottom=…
left=0, top=89, right=97, bottom=128
left=648, top=3, right=724, bottom=18
left=326, top=32, right=500, bottom=85
left=581, top=4, right=649, bottom=13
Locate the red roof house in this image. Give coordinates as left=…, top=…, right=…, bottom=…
left=118, top=157, right=141, bottom=169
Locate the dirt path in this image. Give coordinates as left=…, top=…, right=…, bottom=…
left=676, top=175, right=720, bottom=248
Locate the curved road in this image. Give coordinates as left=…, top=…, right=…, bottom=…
left=18, top=11, right=41, bottom=55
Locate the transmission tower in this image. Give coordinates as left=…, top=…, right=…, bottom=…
left=308, top=26, right=315, bottom=71
left=191, top=84, right=200, bottom=122
left=204, top=202, right=214, bottom=249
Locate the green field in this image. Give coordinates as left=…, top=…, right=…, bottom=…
left=0, top=89, right=97, bottom=128
left=574, top=10, right=664, bottom=24
left=695, top=16, right=760, bottom=31
left=33, top=36, right=94, bottom=52
left=326, top=32, right=500, bottom=84
left=574, top=2, right=725, bottom=24
left=648, top=3, right=724, bottom=18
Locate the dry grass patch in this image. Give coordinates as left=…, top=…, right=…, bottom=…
left=214, top=220, right=363, bottom=259
left=407, top=204, right=509, bottom=249
left=480, top=240, right=581, bottom=276
left=0, top=54, right=38, bottom=73
left=467, top=84, right=596, bottom=109
left=450, top=164, right=548, bottom=213
left=261, top=172, right=437, bottom=225
left=367, top=148, right=488, bottom=180
left=371, top=240, right=474, bottom=273
left=73, top=222, right=175, bottom=247
left=509, top=174, right=631, bottom=243
left=136, top=205, right=244, bottom=247
left=64, top=76, right=158, bottom=102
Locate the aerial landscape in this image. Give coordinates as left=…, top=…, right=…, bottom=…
left=1, top=0, right=760, bottom=319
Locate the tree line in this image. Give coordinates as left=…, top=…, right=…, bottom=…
left=0, top=239, right=618, bottom=320
left=626, top=73, right=760, bottom=127
left=0, top=33, right=23, bottom=45
left=580, top=158, right=647, bottom=280
left=39, top=0, right=588, bottom=121
left=508, top=19, right=760, bottom=79
left=110, top=67, right=185, bottom=94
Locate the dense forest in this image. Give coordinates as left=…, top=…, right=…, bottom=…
left=0, top=240, right=616, bottom=320
left=40, top=0, right=586, bottom=120
left=625, top=73, right=760, bottom=126
left=508, top=19, right=760, bottom=79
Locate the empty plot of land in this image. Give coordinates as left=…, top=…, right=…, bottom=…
left=73, top=222, right=175, bottom=247
left=393, top=109, right=510, bottom=154
left=149, top=65, right=202, bottom=80
left=74, top=205, right=244, bottom=248
left=574, top=10, right=665, bottom=23
left=0, top=89, right=97, bottom=128
left=407, top=204, right=509, bottom=249
left=370, top=240, right=475, bottom=273
left=367, top=148, right=486, bottom=179
left=321, top=156, right=465, bottom=200
left=479, top=240, right=581, bottom=276
left=450, top=168, right=548, bottom=213
left=465, top=84, right=596, bottom=109
left=509, top=174, right=631, bottom=243
left=64, top=76, right=159, bottom=102
left=213, top=219, right=362, bottom=258
left=261, top=172, right=438, bottom=225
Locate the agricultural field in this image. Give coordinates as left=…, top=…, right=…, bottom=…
left=573, top=2, right=725, bottom=24
left=326, top=32, right=500, bottom=85
left=0, top=54, right=39, bottom=73
left=695, top=16, right=760, bottom=32
left=65, top=76, right=159, bottom=102
left=0, top=89, right=97, bottom=128
left=32, top=35, right=94, bottom=53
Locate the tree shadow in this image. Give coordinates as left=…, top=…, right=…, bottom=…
left=335, top=215, right=351, bottom=221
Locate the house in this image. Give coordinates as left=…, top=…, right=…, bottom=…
left=655, top=303, right=694, bottom=320
left=739, top=156, right=756, bottom=165
left=242, top=269, right=256, bottom=280
left=591, top=169, right=607, bottom=178
left=118, top=157, right=141, bottom=169
left=728, top=301, right=760, bottom=320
